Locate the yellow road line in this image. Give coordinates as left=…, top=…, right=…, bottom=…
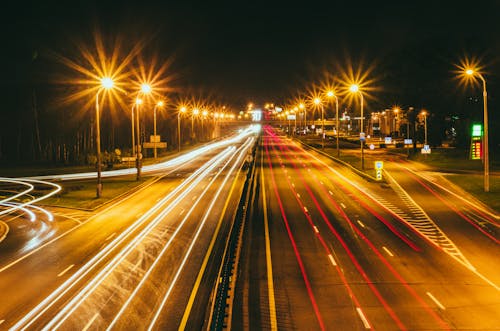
left=262, top=151, right=278, bottom=331
left=178, top=165, right=243, bottom=330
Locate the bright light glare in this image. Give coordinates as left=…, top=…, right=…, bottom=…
left=157, top=100, right=164, bottom=107
left=466, top=69, right=474, bottom=76
left=141, top=83, right=152, bottom=94
left=314, top=98, right=321, bottom=105
left=193, top=108, right=200, bottom=115
left=101, top=77, right=114, bottom=89
left=135, top=98, right=143, bottom=105
left=349, top=84, right=359, bottom=93
left=327, top=90, right=335, bottom=97
left=180, top=106, right=187, bottom=113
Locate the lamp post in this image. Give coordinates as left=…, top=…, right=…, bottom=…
left=95, top=77, right=114, bottom=198
left=465, top=68, right=489, bottom=192
left=131, top=97, right=142, bottom=157
left=192, top=108, right=199, bottom=141
left=202, top=109, right=208, bottom=140
left=393, top=107, right=400, bottom=137
left=299, top=103, right=306, bottom=134
left=421, top=110, right=428, bottom=145
left=153, top=100, right=164, bottom=159
left=349, top=84, right=364, bottom=170
left=314, top=98, right=325, bottom=149
left=178, top=106, right=186, bottom=152
left=327, top=90, right=339, bottom=157
left=135, top=84, right=152, bottom=181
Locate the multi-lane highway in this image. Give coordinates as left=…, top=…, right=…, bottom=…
left=234, top=125, right=499, bottom=330
left=0, top=126, right=258, bottom=330
left=1, top=124, right=499, bottom=330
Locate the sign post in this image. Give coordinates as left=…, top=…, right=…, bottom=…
left=374, top=161, right=383, bottom=181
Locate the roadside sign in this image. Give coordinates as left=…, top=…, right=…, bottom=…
left=150, top=135, right=161, bottom=143
left=421, top=144, right=431, bottom=154
left=470, top=137, right=482, bottom=160
left=360, top=132, right=366, bottom=141
left=143, top=142, right=167, bottom=149
left=385, top=137, right=392, bottom=144
left=374, top=161, right=383, bottom=180
left=404, top=139, right=413, bottom=145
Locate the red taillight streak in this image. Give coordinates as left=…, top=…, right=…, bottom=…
left=264, top=133, right=326, bottom=331
left=268, top=133, right=405, bottom=330
left=269, top=128, right=451, bottom=330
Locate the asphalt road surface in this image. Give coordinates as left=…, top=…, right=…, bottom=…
left=234, top=125, right=499, bottom=330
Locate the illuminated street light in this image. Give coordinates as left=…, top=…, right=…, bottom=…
left=465, top=68, right=489, bottom=192
left=153, top=100, right=164, bottom=159
left=192, top=108, right=200, bottom=140
left=135, top=83, right=152, bottom=180
left=314, top=98, right=325, bottom=149
left=393, top=107, right=400, bottom=136
left=349, top=84, right=365, bottom=170
left=178, top=106, right=187, bottom=152
left=95, top=77, right=114, bottom=197
left=131, top=97, right=143, bottom=157
left=421, top=110, right=428, bottom=145
left=299, top=102, right=306, bottom=133
left=327, top=90, right=340, bottom=157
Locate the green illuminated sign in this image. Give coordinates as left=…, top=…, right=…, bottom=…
left=472, top=124, right=482, bottom=137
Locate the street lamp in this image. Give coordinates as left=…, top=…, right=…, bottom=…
left=202, top=109, right=208, bottom=140
left=131, top=97, right=143, bottom=158
left=421, top=110, right=428, bottom=145
left=314, top=97, right=325, bottom=149
left=349, top=84, right=365, bottom=170
left=393, top=107, right=400, bottom=137
left=95, top=77, right=114, bottom=197
left=178, top=106, right=186, bottom=152
left=192, top=108, right=199, bottom=140
left=153, top=100, right=164, bottom=159
left=465, top=68, right=489, bottom=192
left=327, top=90, right=340, bottom=157
left=299, top=102, right=305, bottom=133
left=135, top=83, right=152, bottom=180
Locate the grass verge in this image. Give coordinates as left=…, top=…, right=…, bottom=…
left=43, top=176, right=150, bottom=210
left=443, top=174, right=499, bottom=213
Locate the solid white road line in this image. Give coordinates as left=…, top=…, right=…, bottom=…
left=356, top=307, right=371, bottom=329
left=357, top=220, right=365, bottom=228
left=340, top=203, right=346, bottom=209
left=57, top=264, right=75, bottom=277
left=382, top=246, right=394, bottom=257
left=426, top=292, right=446, bottom=310
left=328, top=254, right=337, bottom=266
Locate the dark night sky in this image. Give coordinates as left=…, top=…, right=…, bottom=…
left=2, top=1, right=499, bottom=103
left=0, top=0, right=499, bottom=160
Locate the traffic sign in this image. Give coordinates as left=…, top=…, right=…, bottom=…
left=385, top=137, right=392, bottom=144
left=404, top=139, right=413, bottom=145
left=421, top=144, right=431, bottom=154
left=360, top=132, right=366, bottom=141
left=374, top=161, right=383, bottom=180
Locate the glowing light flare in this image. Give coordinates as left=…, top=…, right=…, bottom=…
left=100, top=77, right=114, bottom=89
left=156, top=100, right=164, bottom=107
left=349, top=84, right=360, bottom=93
left=141, top=83, right=152, bottom=94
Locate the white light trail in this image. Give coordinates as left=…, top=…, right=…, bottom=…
left=12, top=146, right=236, bottom=331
